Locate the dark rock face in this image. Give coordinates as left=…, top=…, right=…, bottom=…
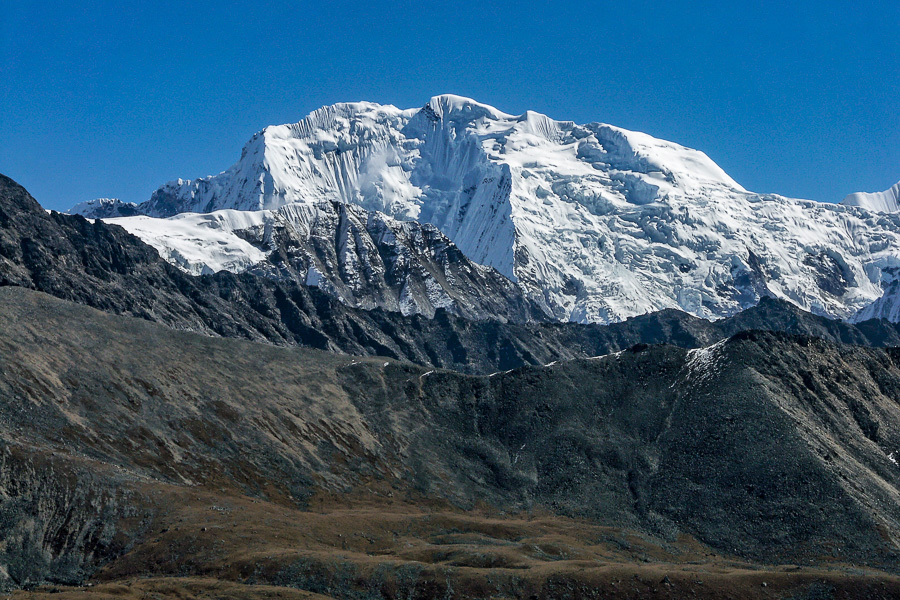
left=1, top=288, right=899, bottom=588
left=0, top=450, right=149, bottom=589
left=803, top=251, right=855, bottom=296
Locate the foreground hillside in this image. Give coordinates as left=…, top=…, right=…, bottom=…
left=2, top=287, right=900, bottom=598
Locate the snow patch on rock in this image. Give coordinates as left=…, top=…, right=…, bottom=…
left=105, top=211, right=268, bottom=275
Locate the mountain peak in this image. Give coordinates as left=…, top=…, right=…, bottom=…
left=424, top=94, right=514, bottom=121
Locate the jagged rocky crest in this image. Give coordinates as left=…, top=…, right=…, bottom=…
left=67, top=198, right=142, bottom=218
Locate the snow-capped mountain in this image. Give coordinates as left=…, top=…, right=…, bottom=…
left=105, top=202, right=544, bottom=322
left=74, top=95, right=900, bottom=324
left=842, top=181, right=900, bottom=214
left=67, top=198, right=142, bottom=218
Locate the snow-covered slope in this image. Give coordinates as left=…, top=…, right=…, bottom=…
left=842, top=181, right=900, bottom=213
left=105, top=210, right=269, bottom=275
left=79, top=95, right=900, bottom=324
left=106, top=202, right=544, bottom=322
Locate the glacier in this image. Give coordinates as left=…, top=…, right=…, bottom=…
left=76, top=95, right=900, bottom=324
left=105, top=210, right=270, bottom=275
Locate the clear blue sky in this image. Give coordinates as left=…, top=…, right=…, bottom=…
left=2, top=1, right=898, bottom=211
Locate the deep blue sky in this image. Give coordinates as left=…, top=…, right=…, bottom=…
left=2, top=1, right=898, bottom=211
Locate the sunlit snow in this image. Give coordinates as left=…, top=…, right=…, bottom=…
left=105, top=211, right=268, bottom=275
left=842, top=181, right=900, bottom=214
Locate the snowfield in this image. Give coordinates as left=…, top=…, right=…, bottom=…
left=77, top=95, right=900, bottom=324
left=106, top=211, right=270, bottom=275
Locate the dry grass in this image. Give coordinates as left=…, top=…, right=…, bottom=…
left=13, top=578, right=334, bottom=600
left=12, top=484, right=898, bottom=600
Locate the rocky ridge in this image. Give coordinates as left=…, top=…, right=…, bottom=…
left=104, top=200, right=546, bottom=322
